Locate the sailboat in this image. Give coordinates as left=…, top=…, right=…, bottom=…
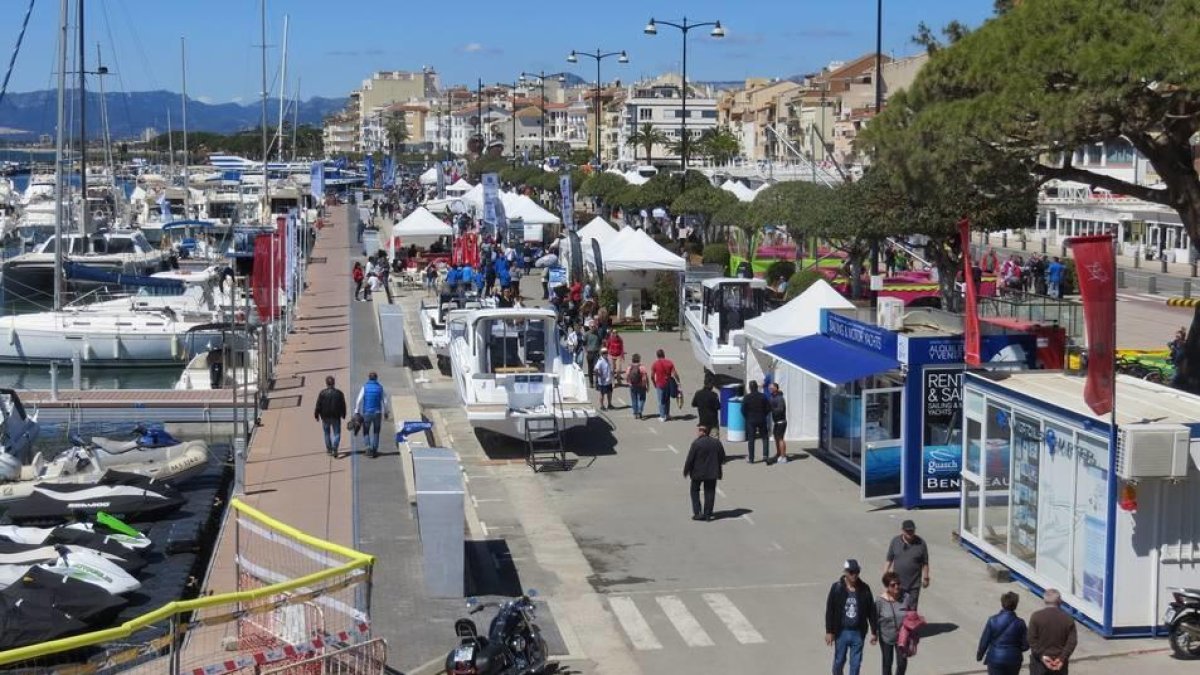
left=0, top=0, right=223, bottom=367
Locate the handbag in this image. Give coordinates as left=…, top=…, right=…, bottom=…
left=347, top=413, right=363, bottom=434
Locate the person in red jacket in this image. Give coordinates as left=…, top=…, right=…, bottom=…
left=352, top=262, right=365, bottom=300
left=650, top=349, right=679, bottom=421
left=606, top=331, right=625, bottom=385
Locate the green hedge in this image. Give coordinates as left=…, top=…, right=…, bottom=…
left=765, top=261, right=796, bottom=286
left=702, top=244, right=731, bottom=269
left=653, top=272, right=679, bottom=329
left=784, top=268, right=827, bottom=301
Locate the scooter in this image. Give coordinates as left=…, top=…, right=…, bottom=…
left=1165, top=587, right=1200, bottom=659
left=444, top=591, right=548, bottom=675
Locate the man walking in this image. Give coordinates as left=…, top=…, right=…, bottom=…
left=626, top=354, right=649, bottom=420
left=690, top=378, right=721, bottom=436
left=594, top=347, right=614, bottom=410
left=769, top=381, right=788, bottom=464
left=884, top=519, right=930, bottom=610
left=683, top=424, right=725, bottom=521
left=1028, top=589, right=1077, bottom=675
left=825, top=559, right=878, bottom=675
left=1046, top=257, right=1065, bottom=299
left=354, top=371, right=391, bottom=458
left=313, top=376, right=347, bottom=456
left=651, top=349, right=679, bottom=421
left=742, top=381, right=770, bottom=463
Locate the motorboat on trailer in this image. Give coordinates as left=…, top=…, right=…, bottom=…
left=420, top=295, right=495, bottom=362
left=683, top=277, right=768, bottom=382
left=449, top=308, right=594, bottom=440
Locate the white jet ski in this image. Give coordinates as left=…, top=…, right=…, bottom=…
left=0, top=544, right=140, bottom=594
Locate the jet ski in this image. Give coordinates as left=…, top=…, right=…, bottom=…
left=0, top=426, right=209, bottom=503
left=0, top=544, right=141, bottom=594
left=2, top=513, right=152, bottom=552
left=1, top=566, right=128, bottom=627
left=0, top=534, right=146, bottom=573
left=0, top=592, right=90, bottom=651
left=0, top=388, right=39, bottom=464
left=5, top=471, right=185, bottom=525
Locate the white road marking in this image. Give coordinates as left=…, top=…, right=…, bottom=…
left=648, top=427, right=659, bottom=435
left=741, top=514, right=756, bottom=526
left=702, top=593, right=766, bottom=645
left=769, top=541, right=783, bottom=552
left=609, top=596, right=663, bottom=651
left=647, top=447, right=672, bottom=453
left=666, top=444, right=679, bottom=454
left=657, top=595, right=714, bottom=647
left=716, top=486, right=727, bottom=498
left=479, top=520, right=489, bottom=537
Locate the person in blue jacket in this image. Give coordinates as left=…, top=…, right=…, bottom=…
left=354, top=371, right=391, bottom=458
left=976, top=592, right=1029, bottom=675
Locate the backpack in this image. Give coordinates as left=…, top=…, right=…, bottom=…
left=628, top=365, right=645, bottom=389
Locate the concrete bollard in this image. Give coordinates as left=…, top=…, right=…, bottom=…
left=1162, top=258, right=1169, bottom=274
left=1148, top=275, right=1158, bottom=294
left=1041, top=238, right=1047, bottom=254
left=378, top=305, right=406, bottom=366
left=1192, top=262, right=1198, bottom=278
left=1002, top=232, right=1008, bottom=248
left=1185, top=279, right=1193, bottom=299
left=1117, top=269, right=1126, bottom=289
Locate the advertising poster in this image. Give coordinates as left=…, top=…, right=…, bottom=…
left=921, top=369, right=963, bottom=496
left=1010, top=412, right=1042, bottom=566
left=1075, top=433, right=1110, bottom=613
left=1036, top=421, right=1075, bottom=587
left=863, top=441, right=902, bottom=499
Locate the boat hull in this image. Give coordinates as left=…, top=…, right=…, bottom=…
left=0, top=319, right=222, bottom=367
left=466, top=406, right=595, bottom=440
left=684, top=309, right=743, bottom=380
left=2, top=257, right=167, bottom=302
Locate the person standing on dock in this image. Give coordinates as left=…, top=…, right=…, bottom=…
left=354, top=372, right=391, bottom=458
left=314, top=376, right=348, bottom=456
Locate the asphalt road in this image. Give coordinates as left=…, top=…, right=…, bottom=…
left=389, top=271, right=1187, bottom=674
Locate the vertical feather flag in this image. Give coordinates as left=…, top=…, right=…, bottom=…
left=1067, top=235, right=1117, bottom=415
left=958, top=218, right=981, bottom=366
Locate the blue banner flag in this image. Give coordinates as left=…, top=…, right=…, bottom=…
left=365, top=156, right=375, bottom=189
left=560, top=174, right=574, bottom=230
left=309, top=162, right=325, bottom=201
left=383, top=156, right=395, bottom=189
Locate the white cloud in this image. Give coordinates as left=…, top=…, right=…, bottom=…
left=462, top=42, right=484, bottom=53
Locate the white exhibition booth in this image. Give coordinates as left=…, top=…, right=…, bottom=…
left=742, top=280, right=854, bottom=444
left=388, top=206, right=453, bottom=250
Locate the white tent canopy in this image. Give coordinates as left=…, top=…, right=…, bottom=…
left=602, top=227, right=685, bottom=272
left=507, top=194, right=560, bottom=225
left=743, top=279, right=853, bottom=347
left=578, top=217, right=618, bottom=245
left=389, top=207, right=453, bottom=249
left=445, top=178, right=473, bottom=195
left=623, top=171, right=650, bottom=186
left=720, top=179, right=757, bottom=203
left=419, top=167, right=438, bottom=185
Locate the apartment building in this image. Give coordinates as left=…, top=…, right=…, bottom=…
left=617, top=75, right=718, bottom=166
left=322, top=112, right=357, bottom=155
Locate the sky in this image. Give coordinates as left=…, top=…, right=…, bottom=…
left=2, top=0, right=998, bottom=104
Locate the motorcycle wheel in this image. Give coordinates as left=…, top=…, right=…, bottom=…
left=529, top=636, right=549, bottom=674
left=1170, top=617, right=1200, bottom=659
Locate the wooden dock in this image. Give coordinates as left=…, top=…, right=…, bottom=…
left=19, top=388, right=255, bottom=424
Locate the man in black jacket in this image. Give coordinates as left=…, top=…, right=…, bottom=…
left=741, top=381, right=770, bottom=464
left=824, top=559, right=879, bottom=675
left=313, top=376, right=347, bottom=457
left=690, top=378, right=721, bottom=435
left=683, top=424, right=726, bottom=521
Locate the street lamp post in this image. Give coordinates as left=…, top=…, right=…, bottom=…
left=476, top=78, right=483, bottom=150
left=567, top=48, right=628, bottom=167
left=519, top=71, right=566, bottom=161
left=644, top=17, right=724, bottom=190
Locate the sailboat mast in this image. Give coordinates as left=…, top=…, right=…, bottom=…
left=291, top=77, right=300, bottom=161
left=260, top=0, right=270, bottom=219
left=181, top=36, right=190, bottom=220
left=166, top=107, right=174, bottom=178
left=276, top=14, right=288, bottom=164
left=53, top=0, right=69, bottom=311
left=96, top=43, right=117, bottom=225
left=78, top=0, right=90, bottom=242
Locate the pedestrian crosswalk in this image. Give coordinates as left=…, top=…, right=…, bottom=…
left=607, top=592, right=766, bottom=650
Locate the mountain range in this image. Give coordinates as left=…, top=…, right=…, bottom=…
left=0, top=90, right=346, bottom=140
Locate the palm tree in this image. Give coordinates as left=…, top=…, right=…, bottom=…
left=625, top=122, right=668, bottom=165
left=699, top=126, right=740, bottom=166
left=385, top=112, right=409, bottom=157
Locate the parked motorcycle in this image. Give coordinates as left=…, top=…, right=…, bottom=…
left=1166, top=587, right=1200, bottom=659
left=444, top=591, right=548, bottom=675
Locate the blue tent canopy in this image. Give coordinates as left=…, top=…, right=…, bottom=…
left=764, top=335, right=900, bottom=387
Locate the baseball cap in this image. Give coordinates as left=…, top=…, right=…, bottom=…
left=843, top=559, right=861, bottom=573
left=901, top=519, right=916, bottom=532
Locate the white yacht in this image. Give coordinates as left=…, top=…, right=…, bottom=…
left=420, top=295, right=496, bottom=363
left=449, top=308, right=594, bottom=440
left=683, top=277, right=768, bottom=382
left=1, top=230, right=169, bottom=301
left=175, top=338, right=258, bottom=394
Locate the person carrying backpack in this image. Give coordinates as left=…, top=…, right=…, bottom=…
left=626, top=353, right=649, bottom=420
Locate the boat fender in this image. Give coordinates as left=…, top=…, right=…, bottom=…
left=112, top=335, right=120, bottom=359
left=171, top=335, right=181, bottom=360
left=82, top=338, right=92, bottom=361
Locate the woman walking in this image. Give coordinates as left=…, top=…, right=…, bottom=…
left=877, top=572, right=910, bottom=675
left=976, top=592, right=1028, bottom=675
left=626, top=354, right=648, bottom=420
left=352, top=262, right=365, bottom=301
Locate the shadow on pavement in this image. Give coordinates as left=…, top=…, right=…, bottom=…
left=921, top=622, right=960, bottom=638
left=710, top=507, right=753, bottom=520
left=464, top=539, right=524, bottom=597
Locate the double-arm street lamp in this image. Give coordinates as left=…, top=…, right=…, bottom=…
left=519, top=71, right=566, bottom=160
left=567, top=48, right=628, bottom=167
left=644, top=17, right=724, bottom=187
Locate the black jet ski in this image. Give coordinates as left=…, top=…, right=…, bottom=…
left=0, top=592, right=90, bottom=650
left=1, top=566, right=127, bottom=627
left=5, top=471, right=185, bottom=525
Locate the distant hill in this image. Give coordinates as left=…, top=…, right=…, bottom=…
left=0, top=90, right=345, bottom=140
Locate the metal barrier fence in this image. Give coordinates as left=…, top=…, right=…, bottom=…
left=977, top=294, right=1084, bottom=343
left=0, top=499, right=375, bottom=675
left=260, top=638, right=387, bottom=675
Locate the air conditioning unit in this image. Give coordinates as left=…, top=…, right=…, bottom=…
left=1115, top=424, right=1191, bottom=479
left=877, top=297, right=905, bottom=331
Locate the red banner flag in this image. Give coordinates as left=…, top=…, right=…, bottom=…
left=958, top=218, right=981, bottom=366
left=252, top=234, right=274, bottom=321
left=1068, top=235, right=1116, bottom=415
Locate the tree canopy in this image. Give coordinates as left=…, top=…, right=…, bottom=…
left=871, top=0, right=1200, bottom=245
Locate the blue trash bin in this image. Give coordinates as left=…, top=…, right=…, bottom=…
left=726, top=397, right=746, bottom=443
left=719, top=383, right=745, bottom=427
